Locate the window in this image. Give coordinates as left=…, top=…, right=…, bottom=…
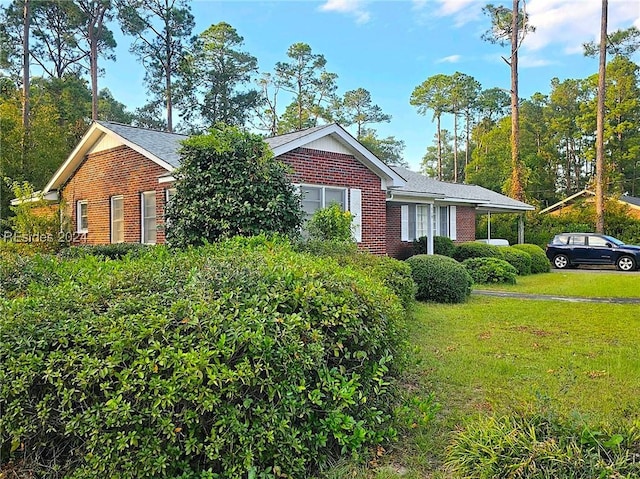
left=588, top=236, right=609, bottom=247
left=76, top=200, right=88, bottom=233
left=438, top=206, right=449, bottom=237
left=569, top=235, right=586, bottom=246
left=111, top=196, right=124, bottom=243
left=300, top=185, right=347, bottom=220
left=416, top=205, right=429, bottom=238
left=164, top=187, right=176, bottom=225
left=141, top=191, right=157, bottom=244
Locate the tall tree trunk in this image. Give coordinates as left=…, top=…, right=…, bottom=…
left=464, top=110, right=471, bottom=182
left=595, top=0, right=607, bottom=233
left=436, top=114, right=442, bottom=181
left=509, top=0, right=524, bottom=201
left=90, top=24, right=98, bottom=120
left=21, top=0, right=31, bottom=172
left=453, top=112, right=459, bottom=182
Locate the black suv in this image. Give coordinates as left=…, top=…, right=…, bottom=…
left=546, top=233, right=640, bottom=271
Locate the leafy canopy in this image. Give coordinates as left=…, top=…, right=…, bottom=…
left=165, top=124, right=303, bottom=247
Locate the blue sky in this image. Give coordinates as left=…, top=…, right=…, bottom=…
left=102, top=0, right=640, bottom=171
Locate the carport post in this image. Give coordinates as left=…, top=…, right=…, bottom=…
left=487, top=211, right=491, bottom=240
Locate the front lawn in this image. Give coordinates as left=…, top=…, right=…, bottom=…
left=341, top=274, right=640, bottom=478
left=476, top=270, right=640, bottom=298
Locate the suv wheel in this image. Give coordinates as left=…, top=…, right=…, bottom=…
left=553, top=254, right=570, bottom=269
left=616, top=255, right=636, bottom=271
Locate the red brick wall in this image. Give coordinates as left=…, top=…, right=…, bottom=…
left=61, top=145, right=171, bottom=245
left=385, top=203, right=414, bottom=259
left=280, top=147, right=387, bottom=255
left=455, top=206, right=476, bottom=243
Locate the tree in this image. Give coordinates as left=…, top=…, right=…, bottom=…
left=410, top=74, right=452, bottom=180
left=117, top=0, right=195, bottom=132
left=98, top=88, right=134, bottom=123
left=476, top=87, right=510, bottom=122
left=252, top=72, right=280, bottom=136
left=482, top=1, right=535, bottom=201
left=76, top=0, right=116, bottom=120
left=178, top=22, right=259, bottom=128
left=421, top=129, right=456, bottom=180
left=338, top=88, right=391, bottom=138
left=584, top=26, right=640, bottom=58
left=274, top=42, right=338, bottom=133
left=165, top=125, right=303, bottom=248
left=449, top=72, right=481, bottom=182
left=359, top=129, right=408, bottom=167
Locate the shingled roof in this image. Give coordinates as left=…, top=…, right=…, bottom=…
left=391, top=166, right=534, bottom=212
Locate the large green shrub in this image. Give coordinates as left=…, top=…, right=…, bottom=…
left=406, top=254, right=473, bottom=304
left=512, top=243, right=550, bottom=273
left=0, top=240, right=406, bottom=478
left=447, top=412, right=640, bottom=478
left=501, top=246, right=532, bottom=275
left=433, top=236, right=456, bottom=257
left=58, top=243, right=150, bottom=260
left=463, top=257, right=517, bottom=285
left=165, top=125, right=303, bottom=248
left=452, top=242, right=503, bottom=262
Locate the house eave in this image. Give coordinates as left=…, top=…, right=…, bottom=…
left=10, top=190, right=60, bottom=206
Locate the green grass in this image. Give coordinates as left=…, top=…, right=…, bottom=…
left=477, top=270, right=640, bottom=298
left=326, top=276, right=640, bottom=478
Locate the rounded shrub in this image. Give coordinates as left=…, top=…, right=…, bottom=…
left=406, top=254, right=473, bottom=304
left=0, top=241, right=406, bottom=478
left=433, top=236, right=456, bottom=257
left=452, top=242, right=503, bottom=262
left=463, top=257, right=517, bottom=285
left=512, top=243, right=550, bottom=274
left=501, top=246, right=532, bottom=275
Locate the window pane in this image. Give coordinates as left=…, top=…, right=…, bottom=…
left=301, top=186, right=322, bottom=216
left=439, top=206, right=448, bottom=236
left=142, top=192, right=157, bottom=244
left=111, top=197, right=124, bottom=243
left=416, top=205, right=429, bottom=238
left=78, top=201, right=88, bottom=232
left=325, top=188, right=345, bottom=209
left=588, top=236, right=608, bottom=247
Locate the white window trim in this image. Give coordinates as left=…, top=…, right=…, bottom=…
left=76, top=200, right=88, bottom=233
left=141, top=191, right=157, bottom=245
left=111, top=195, right=124, bottom=244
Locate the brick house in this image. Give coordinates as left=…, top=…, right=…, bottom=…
left=36, top=121, right=533, bottom=258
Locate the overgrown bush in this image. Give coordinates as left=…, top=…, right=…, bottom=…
left=434, top=236, right=455, bottom=257
left=0, top=239, right=407, bottom=478
left=446, top=412, right=640, bottom=478
left=58, top=243, right=150, bottom=260
left=463, top=257, right=517, bottom=285
left=501, top=246, right=532, bottom=275
left=412, top=236, right=428, bottom=255
left=165, top=125, right=303, bottom=248
left=452, top=242, right=503, bottom=262
left=0, top=252, right=61, bottom=298
left=512, top=243, right=550, bottom=274
left=306, top=203, right=354, bottom=242
left=406, top=254, right=473, bottom=304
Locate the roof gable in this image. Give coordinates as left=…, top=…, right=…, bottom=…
left=44, top=121, right=186, bottom=193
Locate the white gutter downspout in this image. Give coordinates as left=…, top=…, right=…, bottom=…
left=487, top=211, right=491, bottom=240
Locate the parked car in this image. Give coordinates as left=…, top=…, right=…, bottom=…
left=545, top=233, right=640, bottom=271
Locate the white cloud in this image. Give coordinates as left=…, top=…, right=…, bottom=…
left=319, top=0, right=371, bottom=24
left=519, top=55, right=557, bottom=68
left=436, top=54, right=462, bottom=63
left=434, top=0, right=484, bottom=26
left=522, top=0, right=640, bottom=54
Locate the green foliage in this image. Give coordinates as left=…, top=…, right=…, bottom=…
left=306, top=203, right=354, bottom=242
left=0, top=239, right=407, bottom=478
left=512, top=243, right=550, bottom=274
left=58, top=243, right=151, bottom=260
left=446, top=412, right=640, bottom=478
left=501, top=246, right=532, bottom=275
left=433, top=236, right=455, bottom=257
left=452, top=241, right=503, bottom=262
left=412, top=236, right=428, bottom=255
left=165, top=125, right=303, bottom=248
left=406, top=254, right=473, bottom=304
left=462, top=257, right=517, bottom=285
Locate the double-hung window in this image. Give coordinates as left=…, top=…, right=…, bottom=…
left=299, top=185, right=362, bottom=242
left=76, top=200, right=88, bottom=233
left=141, top=191, right=157, bottom=244
left=111, top=196, right=124, bottom=243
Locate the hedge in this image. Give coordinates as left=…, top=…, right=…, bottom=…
left=406, top=254, right=473, bottom=304
left=452, top=242, right=503, bottom=262
left=512, top=243, right=550, bottom=274
left=463, top=257, right=517, bottom=284
left=501, top=247, right=532, bottom=276
left=0, top=239, right=407, bottom=478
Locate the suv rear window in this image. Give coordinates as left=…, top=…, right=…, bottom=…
left=552, top=235, right=570, bottom=244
